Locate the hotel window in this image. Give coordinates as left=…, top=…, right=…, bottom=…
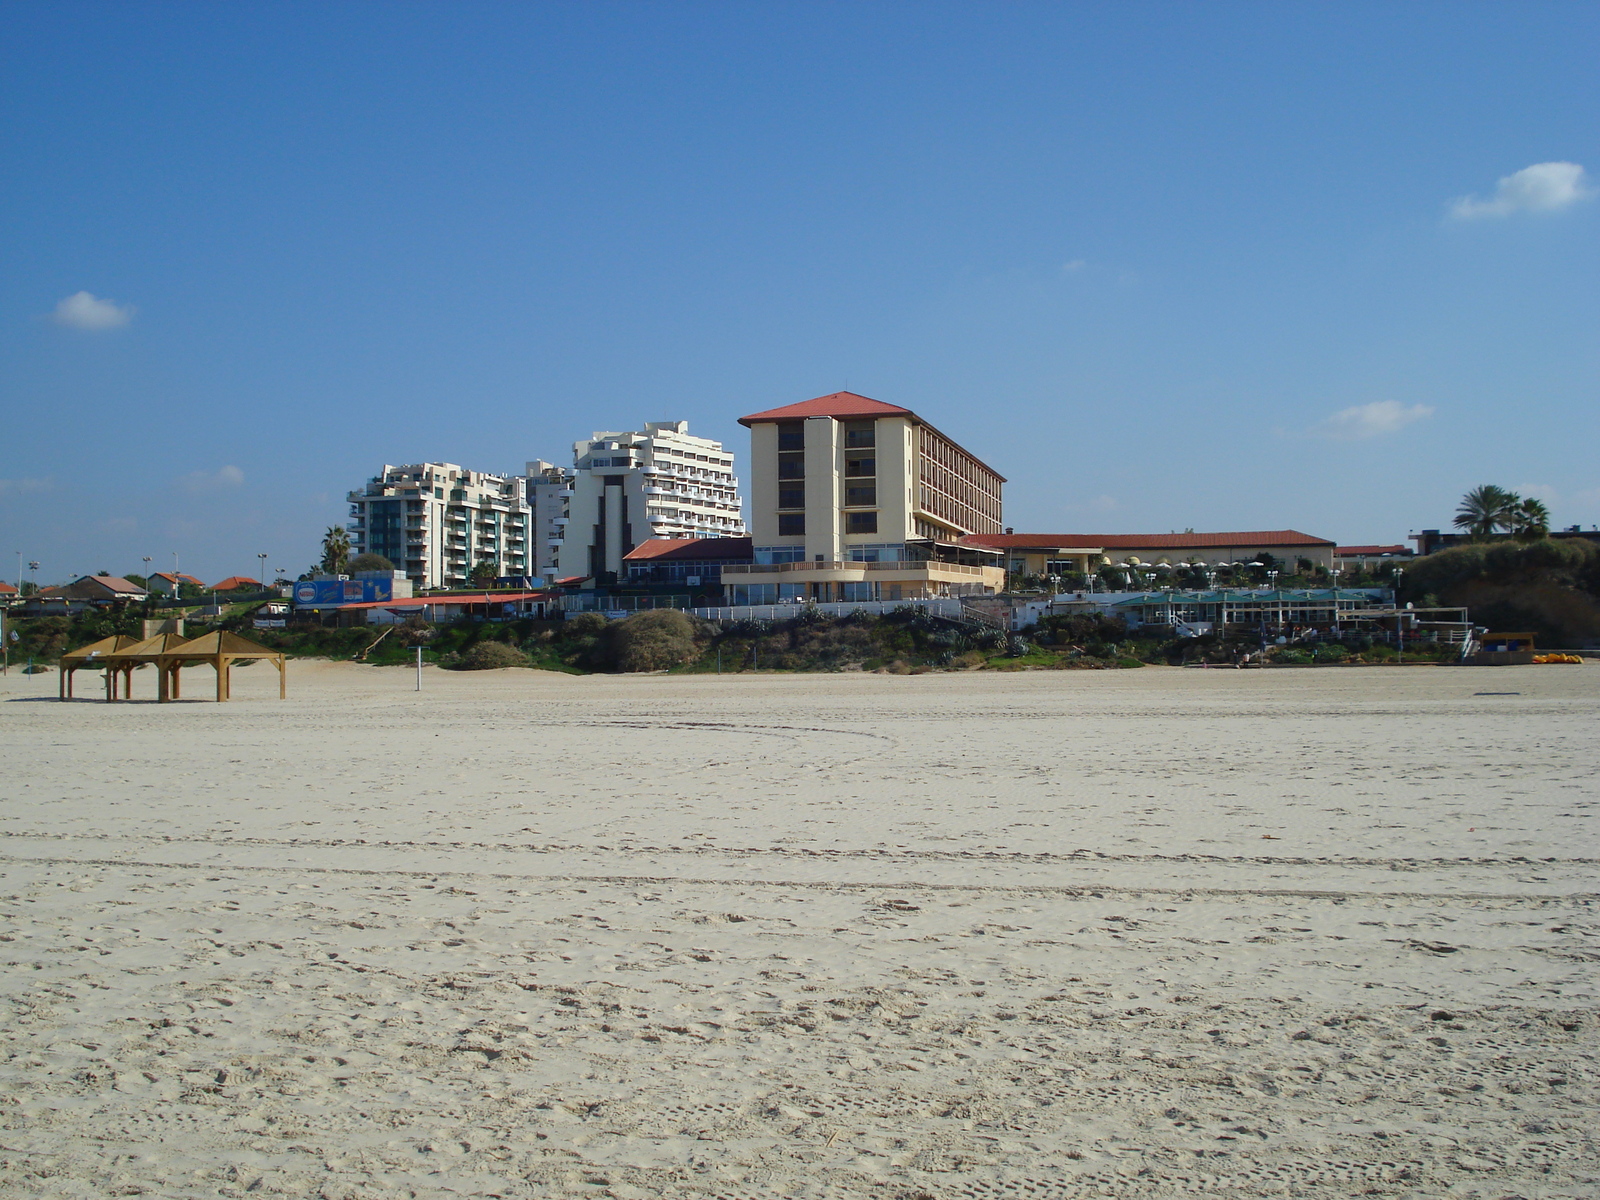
left=844, top=454, right=875, bottom=477
left=778, top=453, right=805, bottom=480
left=778, top=513, right=805, bottom=536
left=843, top=420, right=875, bottom=449
left=777, top=422, right=805, bottom=451
left=778, top=488, right=805, bottom=509
left=844, top=485, right=876, bottom=507
left=846, top=511, right=878, bottom=534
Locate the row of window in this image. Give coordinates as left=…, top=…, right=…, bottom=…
left=776, top=512, right=879, bottom=536
left=777, top=485, right=877, bottom=510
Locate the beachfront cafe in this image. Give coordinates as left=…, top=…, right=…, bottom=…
left=1106, top=588, right=1473, bottom=646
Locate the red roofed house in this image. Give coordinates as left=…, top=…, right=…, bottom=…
left=147, top=572, right=205, bottom=598
left=25, top=575, right=148, bottom=615
left=211, top=576, right=263, bottom=592
left=622, top=537, right=753, bottom=599
left=0, top=581, right=17, bottom=609
left=730, top=392, right=1007, bottom=603
left=962, top=531, right=1338, bottom=577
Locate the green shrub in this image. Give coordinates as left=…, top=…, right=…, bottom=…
left=1313, top=643, right=1349, bottom=662
left=457, top=641, right=530, bottom=670
left=606, top=609, right=701, bottom=672
left=564, top=612, right=608, bottom=637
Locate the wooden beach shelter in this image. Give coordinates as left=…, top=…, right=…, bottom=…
left=97, top=632, right=195, bottom=701
left=154, top=630, right=286, bottom=702
left=58, top=635, right=140, bottom=700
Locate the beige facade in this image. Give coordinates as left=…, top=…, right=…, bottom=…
left=731, top=393, right=1005, bottom=603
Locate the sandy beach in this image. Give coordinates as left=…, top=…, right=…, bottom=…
left=0, top=660, right=1594, bottom=1199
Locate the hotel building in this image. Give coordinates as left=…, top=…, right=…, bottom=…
left=727, top=392, right=1007, bottom=604
left=347, top=463, right=531, bottom=590
left=555, top=422, right=746, bottom=583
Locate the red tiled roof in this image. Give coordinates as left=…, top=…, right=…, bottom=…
left=0, top=582, right=17, bottom=595
left=212, top=576, right=262, bottom=590
left=623, top=537, right=753, bottom=562
left=738, top=391, right=915, bottom=426
left=1334, top=545, right=1409, bottom=556
left=964, top=530, right=1335, bottom=550
left=151, top=572, right=204, bottom=586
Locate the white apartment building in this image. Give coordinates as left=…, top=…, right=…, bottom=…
left=555, top=421, right=745, bottom=582
left=727, top=392, right=1006, bottom=603
left=523, top=460, right=575, bottom=581
left=348, top=463, right=531, bottom=590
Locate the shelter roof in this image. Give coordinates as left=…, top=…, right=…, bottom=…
left=624, top=537, right=753, bottom=563
left=157, top=630, right=283, bottom=659
left=738, top=392, right=914, bottom=426
left=102, top=632, right=194, bottom=661
left=60, top=635, right=141, bottom=665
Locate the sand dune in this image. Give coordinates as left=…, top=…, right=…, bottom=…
left=1, top=661, right=1594, bottom=1197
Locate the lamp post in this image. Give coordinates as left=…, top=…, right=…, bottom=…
left=1393, top=566, right=1405, bottom=662
left=172, top=552, right=180, bottom=599
left=28, top=561, right=39, bottom=594
left=258, top=553, right=268, bottom=592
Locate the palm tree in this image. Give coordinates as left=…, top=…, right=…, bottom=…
left=1453, top=485, right=1519, bottom=538
left=320, top=526, right=351, bottom=575
left=1509, top=496, right=1551, bottom=542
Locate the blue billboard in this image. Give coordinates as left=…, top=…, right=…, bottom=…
left=293, top=579, right=397, bottom=608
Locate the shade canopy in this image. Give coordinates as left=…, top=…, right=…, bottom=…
left=59, top=635, right=140, bottom=667
left=154, top=630, right=283, bottom=663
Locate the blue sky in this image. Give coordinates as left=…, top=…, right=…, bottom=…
left=2, top=2, right=1596, bottom=584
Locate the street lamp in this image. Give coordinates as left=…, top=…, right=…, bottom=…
left=28, top=561, right=40, bottom=595
left=1393, top=566, right=1405, bottom=662
left=258, top=553, right=268, bottom=591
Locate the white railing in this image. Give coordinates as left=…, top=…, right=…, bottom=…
left=689, top=598, right=967, bottom=623
left=723, top=559, right=993, bottom=577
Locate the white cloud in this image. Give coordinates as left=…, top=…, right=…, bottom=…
left=1450, top=162, right=1594, bottom=219
left=1313, top=401, right=1435, bottom=440
left=50, top=291, right=136, bottom=330
left=1061, top=259, right=1087, bottom=273
left=180, top=465, right=245, bottom=492
left=0, top=476, right=54, bottom=497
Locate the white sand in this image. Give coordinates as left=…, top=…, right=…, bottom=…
left=0, top=660, right=1595, bottom=1198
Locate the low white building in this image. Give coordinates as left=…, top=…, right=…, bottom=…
left=348, top=463, right=531, bottom=590
left=556, top=422, right=745, bottom=583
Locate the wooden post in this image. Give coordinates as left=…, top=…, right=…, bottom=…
left=158, top=664, right=168, bottom=702
left=277, top=656, right=286, bottom=699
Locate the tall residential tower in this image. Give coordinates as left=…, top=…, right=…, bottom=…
left=347, top=463, right=530, bottom=590
left=554, top=421, right=745, bottom=583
